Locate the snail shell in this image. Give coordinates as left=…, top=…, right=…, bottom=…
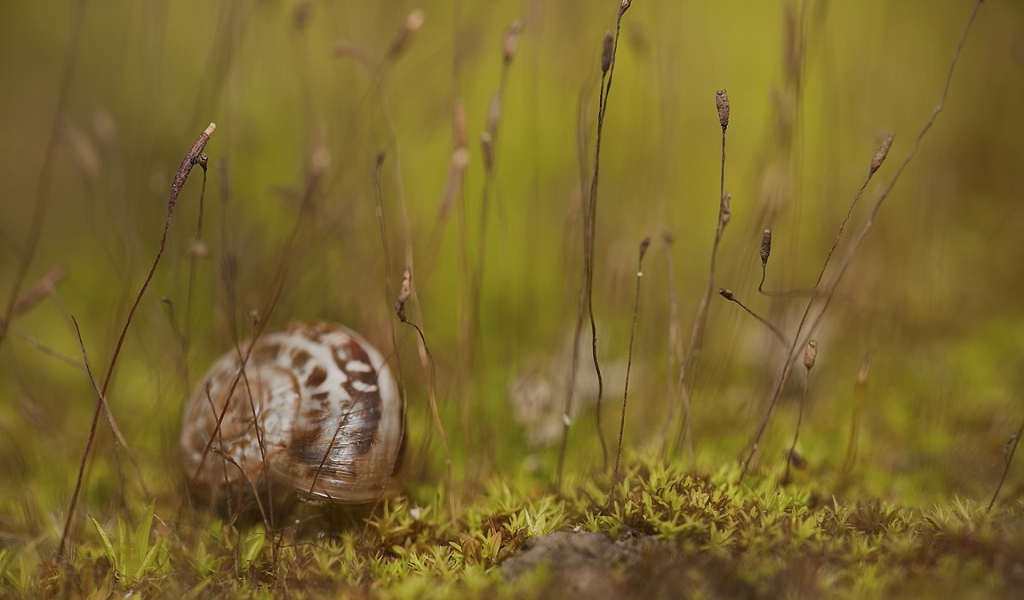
left=180, top=321, right=403, bottom=504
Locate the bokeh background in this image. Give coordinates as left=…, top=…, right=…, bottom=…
left=1, top=0, right=1023, bottom=549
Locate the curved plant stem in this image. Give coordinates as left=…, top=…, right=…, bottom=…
left=611, top=238, right=649, bottom=501
left=741, top=0, right=983, bottom=481
left=0, top=0, right=86, bottom=354
left=557, top=1, right=632, bottom=491
left=59, top=123, right=216, bottom=557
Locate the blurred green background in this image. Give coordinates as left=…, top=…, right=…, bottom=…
left=1, top=0, right=1023, bottom=546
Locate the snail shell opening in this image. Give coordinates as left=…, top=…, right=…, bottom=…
left=180, top=322, right=404, bottom=505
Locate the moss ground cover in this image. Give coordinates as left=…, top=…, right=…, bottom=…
left=2, top=1, right=1024, bottom=597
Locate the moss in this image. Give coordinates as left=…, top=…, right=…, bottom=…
left=2, top=460, right=1022, bottom=598
left=1, top=1, right=1020, bottom=598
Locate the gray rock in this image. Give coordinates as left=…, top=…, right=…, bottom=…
left=502, top=531, right=665, bottom=599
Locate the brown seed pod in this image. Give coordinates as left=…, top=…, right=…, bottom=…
left=180, top=322, right=403, bottom=504
left=502, top=20, right=522, bottom=65
left=803, top=339, right=818, bottom=371
left=870, top=134, right=895, bottom=175
left=760, top=229, right=772, bottom=267
left=601, top=31, right=614, bottom=74
left=716, top=89, right=730, bottom=131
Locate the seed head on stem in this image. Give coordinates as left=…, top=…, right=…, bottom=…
left=760, top=229, right=772, bottom=268
left=716, top=89, right=730, bottom=131
left=870, top=133, right=895, bottom=175
left=803, top=339, right=818, bottom=371
left=503, top=21, right=523, bottom=65
left=601, top=31, right=614, bottom=74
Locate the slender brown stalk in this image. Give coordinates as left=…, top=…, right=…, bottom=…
left=184, top=153, right=210, bottom=348
left=372, top=151, right=409, bottom=498
left=457, top=22, right=522, bottom=459
left=0, top=317, right=82, bottom=372
left=396, top=267, right=455, bottom=522
left=718, top=288, right=790, bottom=348
left=687, top=90, right=731, bottom=357
left=235, top=344, right=277, bottom=538
left=674, top=90, right=731, bottom=459
left=10, top=266, right=67, bottom=318
left=215, top=158, right=237, bottom=347
left=588, top=3, right=631, bottom=472
left=58, top=123, right=216, bottom=557
left=70, top=318, right=150, bottom=499
left=204, top=143, right=328, bottom=544
left=557, top=36, right=611, bottom=490
left=187, top=132, right=325, bottom=568
left=839, top=354, right=870, bottom=485
left=741, top=0, right=983, bottom=481
left=988, top=413, right=1024, bottom=513
left=557, top=2, right=632, bottom=490
left=0, top=269, right=82, bottom=378
left=558, top=262, right=588, bottom=492
left=740, top=147, right=890, bottom=480
left=191, top=322, right=263, bottom=486
left=784, top=341, right=816, bottom=484
left=0, top=0, right=85, bottom=355
left=469, top=20, right=521, bottom=358
left=191, top=314, right=270, bottom=534
left=611, top=237, right=649, bottom=500
left=337, top=16, right=435, bottom=453
left=659, top=233, right=686, bottom=460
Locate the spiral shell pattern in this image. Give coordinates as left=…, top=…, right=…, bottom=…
left=180, top=322, right=403, bottom=504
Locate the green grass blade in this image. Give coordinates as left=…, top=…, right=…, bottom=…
left=89, top=514, right=118, bottom=571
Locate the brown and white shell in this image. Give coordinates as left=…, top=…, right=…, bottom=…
left=180, top=322, right=403, bottom=504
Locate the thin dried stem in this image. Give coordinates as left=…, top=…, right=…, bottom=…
left=688, top=107, right=729, bottom=362
left=58, top=123, right=216, bottom=557
left=0, top=0, right=83, bottom=352
left=718, top=288, right=790, bottom=348
left=184, top=153, right=210, bottom=350
left=469, top=20, right=520, bottom=358
left=219, top=146, right=327, bottom=540
left=784, top=341, right=816, bottom=484
left=784, top=374, right=810, bottom=483
left=988, top=414, right=1024, bottom=513
left=0, top=317, right=83, bottom=372
left=344, top=20, right=434, bottom=444
left=459, top=22, right=521, bottom=459
left=0, top=0, right=85, bottom=355
left=741, top=0, right=983, bottom=481
left=675, top=91, right=730, bottom=460
left=335, top=12, right=425, bottom=321
left=372, top=151, right=409, bottom=500
left=70, top=317, right=149, bottom=500
left=396, top=267, right=455, bottom=523
left=0, top=267, right=81, bottom=371
left=11, top=266, right=67, bottom=318
left=589, top=8, right=630, bottom=472
left=236, top=353, right=276, bottom=537
left=558, top=3, right=632, bottom=490
left=659, top=233, right=687, bottom=461
left=611, top=237, right=649, bottom=500
left=839, top=353, right=871, bottom=486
